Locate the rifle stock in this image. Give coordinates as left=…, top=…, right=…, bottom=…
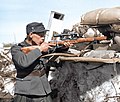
left=21, top=36, right=107, bottom=54
left=21, top=47, right=33, bottom=54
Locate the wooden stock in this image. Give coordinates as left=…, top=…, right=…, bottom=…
left=48, top=36, right=107, bottom=46
left=21, top=36, right=107, bottom=54
left=21, top=47, right=33, bottom=54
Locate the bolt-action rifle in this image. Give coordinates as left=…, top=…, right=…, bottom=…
left=49, top=36, right=107, bottom=45
left=21, top=36, right=107, bottom=54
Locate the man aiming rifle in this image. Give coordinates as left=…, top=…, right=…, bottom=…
left=10, top=22, right=71, bottom=102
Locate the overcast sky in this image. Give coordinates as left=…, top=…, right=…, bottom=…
left=0, top=0, right=120, bottom=44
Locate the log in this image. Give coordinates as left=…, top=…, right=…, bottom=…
left=57, top=56, right=120, bottom=63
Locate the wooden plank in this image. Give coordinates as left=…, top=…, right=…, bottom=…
left=58, top=56, right=120, bottom=63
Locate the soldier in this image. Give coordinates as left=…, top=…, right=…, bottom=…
left=10, top=22, right=70, bottom=102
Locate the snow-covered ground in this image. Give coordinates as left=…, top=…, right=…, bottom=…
left=0, top=46, right=16, bottom=98
left=83, top=75, right=120, bottom=102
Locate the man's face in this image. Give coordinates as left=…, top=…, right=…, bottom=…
left=31, top=32, right=45, bottom=45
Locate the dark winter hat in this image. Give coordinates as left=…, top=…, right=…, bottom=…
left=26, top=22, right=49, bottom=35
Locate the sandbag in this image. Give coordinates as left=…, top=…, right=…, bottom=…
left=80, top=7, right=120, bottom=25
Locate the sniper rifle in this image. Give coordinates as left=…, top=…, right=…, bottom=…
left=21, top=36, right=107, bottom=54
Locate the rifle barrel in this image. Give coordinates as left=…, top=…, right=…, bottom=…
left=48, top=36, right=107, bottom=46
